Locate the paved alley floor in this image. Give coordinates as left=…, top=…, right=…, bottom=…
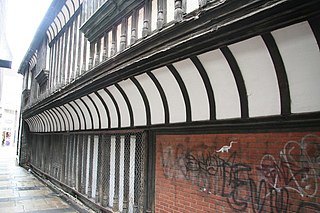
left=0, top=144, right=80, bottom=213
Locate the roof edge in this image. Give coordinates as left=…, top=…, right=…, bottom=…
left=17, top=0, right=67, bottom=75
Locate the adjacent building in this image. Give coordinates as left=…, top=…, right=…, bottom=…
left=0, top=0, right=12, bottom=69
left=18, top=0, right=320, bottom=212
left=0, top=0, right=17, bottom=147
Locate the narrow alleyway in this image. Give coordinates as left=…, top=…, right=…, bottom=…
left=0, top=144, right=87, bottom=213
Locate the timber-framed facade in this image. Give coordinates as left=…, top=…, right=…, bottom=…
left=18, top=0, right=320, bottom=212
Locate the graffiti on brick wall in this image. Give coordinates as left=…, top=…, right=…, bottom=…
left=159, top=134, right=320, bottom=212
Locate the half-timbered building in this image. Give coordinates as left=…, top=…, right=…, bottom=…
left=18, top=0, right=320, bottom=212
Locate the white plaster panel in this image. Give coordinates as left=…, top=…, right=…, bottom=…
left=39, top=113, right=49, bottom=132
left=34, top=116, right=42, bottom=132
left=38, top=115, right=45, bottom=132
left=152, top=66, right=186, bottom=123
left=71, top=100, right=88, bottom=130
left=118, top=79, right=146, bottom=126
left=34, top=117, right=40, bottom=132
left=64, top=103, right=79, bottom=130
left=25, top=118, right=34, bottom=132
left=57, top=106, right=71, bottom=131
left=137, top=8, right=144, bottom=39
left=44, top=112, right=55, bottom=132
left=151, top=0, right=158, bottom=31
left=108, top=85, right=131, bottom=127
left=28, top=117, right=36, bottom=132
left=81, top=96, right=99, bottom=129
left=229, top=36, right=281, bottom=117
left=28, top=117, right=37, bottom=132
left=186, top=0, right=199, bottom=13
left=97, top=89, right=118, bottom=128
left=75, top=99, right=92, bottom=130
left=272, top=22, right=320, bottom=113
left=48, top=109, right=61, bottom=131
left=135, top=73, right=165, bottom=125
left=52, top=108, right=65, bottom=131
left=167, top=0, right=174, bottom=23
left=173, top=59, right=210, bottom=121
left=89, top=93, right=109, bottom=129
left=198, top=49, right=241, bottom=119
left=35, top=115, right=46, bottom=132
left=48, top=109, right=60, bottom=131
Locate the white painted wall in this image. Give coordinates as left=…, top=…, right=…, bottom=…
left=272, top=22, right=320, bottom=113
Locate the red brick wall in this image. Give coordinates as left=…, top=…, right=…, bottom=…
left=155, top=132, right=320, bottom=213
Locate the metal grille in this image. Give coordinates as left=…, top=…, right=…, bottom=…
left=28, top=131, right=147, bottom=212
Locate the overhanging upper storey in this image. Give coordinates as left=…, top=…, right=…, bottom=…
left=80, top=0, right=145, bottom=43
left=18, top=0, right=83, bottom=75
left=20, top=0, right=320, bottom=132
left=47, top=0, right=83, bottom=44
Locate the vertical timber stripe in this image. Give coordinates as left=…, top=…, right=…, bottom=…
left=86, top=95, right=102, bottom=129
left=115, top=83, right=134, bottom=127
left=147, top=72, right=169, bottom=124
left=130, top=77, right=151, bottom=126
left=308, top=16, right=320, bottom=50
left=190, top=56, right=216, bottom=120
left=72, top=101, right=87, bottom=130
left=220, top=46, right=249, bottom=119
left=262, top=33, right=291, bottom=116
left=167, top=64, right=192, bottom=122
left=94, top=91, right=111, bottom=129
left=104, top=88, right=121, bottom=128
left=79, top=98, right=95, bottom=130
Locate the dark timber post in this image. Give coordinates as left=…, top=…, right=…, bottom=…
left=143, top=0, right=151, bottom=37
left=145, top=131, right=156, bottom=212
left=103, top=32, right=108, bottom=60
left=113, top=136, right=120, bottom=212
left=120, top=19, right=127, bottom=51
left=174, top=0, right=183, bottom=21
left=157, top=0, right=165, bottom=29
left=111, top=27, right=117, bottom=56
left=131, top=10, right=138, bottom=45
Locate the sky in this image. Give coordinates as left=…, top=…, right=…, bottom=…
left=7, top=0, right=52, bottom=71
left=2, top=0, right=52, bottom=108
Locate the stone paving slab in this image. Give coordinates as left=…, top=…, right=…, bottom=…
left=0, top=146, right=80, bottom=213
